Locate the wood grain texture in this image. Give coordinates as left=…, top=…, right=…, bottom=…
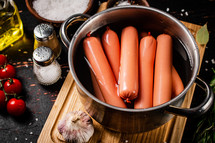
left=37, top=21, right=206, bottom=143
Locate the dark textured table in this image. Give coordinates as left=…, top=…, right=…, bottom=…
left=0, top=0, right=214, bottom=142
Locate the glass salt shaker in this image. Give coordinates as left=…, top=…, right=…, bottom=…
left=33, top=23, right=61, bottom=58
left=33, top=46, right=61, bottom=85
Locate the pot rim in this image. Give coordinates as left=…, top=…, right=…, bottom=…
left=68, top=5, right=200, bottom=112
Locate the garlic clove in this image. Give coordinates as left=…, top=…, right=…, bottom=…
left=58, top=111, right=94, bottom=143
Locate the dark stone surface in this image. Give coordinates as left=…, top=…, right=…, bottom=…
left=0, top=0, right=214, bottom=142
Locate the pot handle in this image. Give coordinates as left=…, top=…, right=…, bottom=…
left=60, top=14, right=90, bottom=48
left=166, top=76, right=214, bottom=117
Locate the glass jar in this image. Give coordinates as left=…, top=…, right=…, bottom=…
left=33, top=23, right=62, bottom=58
left=0, top=0, right=24, bottom=51
left=33, top=46, right=61, bottom=85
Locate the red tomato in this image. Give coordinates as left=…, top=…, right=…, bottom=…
left=7, top=98, right=26, bottom=116
left=0, top=90, right=7, bottom=110
left=0, top=54, right=8, bottom=66
left=0, top=64, right=16, bottom=79
left=4, top=78, right=22, bottom=95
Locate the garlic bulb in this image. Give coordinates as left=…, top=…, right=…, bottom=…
left=57, top=111, right=94, bottom=143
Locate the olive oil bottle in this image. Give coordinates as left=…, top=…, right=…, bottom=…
left=0, top=0, right=23, bottom=51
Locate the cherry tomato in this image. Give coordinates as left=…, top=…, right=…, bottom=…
left=7, top=98, right=26, bottom=116
left=0, top=54, right=8, bottom=66
left=4, top=78, right=22, bottom=95
left=0, top=64, right=16, bottom=79
left=0, top=90, right=7, bottom=110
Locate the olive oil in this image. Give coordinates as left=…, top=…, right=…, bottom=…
left=0, top=0, right=23, bottom=51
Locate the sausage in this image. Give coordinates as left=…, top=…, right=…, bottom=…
left=153, top=34, right=173, bottom=106
left=89, top=69, right=105, bottom=102
left=102, top=27, right=120, bottom=82
left=134, top=35, right=156, bottom=109
left=119, top=26, right=139, bottom=102
left=172, top=66, right=184, bottom=98
left=83, top=36, right=127, bottom=108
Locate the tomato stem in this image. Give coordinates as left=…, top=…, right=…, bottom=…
left=0, top=81, right=2, bottom=88
left=0, top=78, right=10, bottom=82
left=17, top=96, right=23, bottom=99
left=9, top=78, right=13, bottom=84
left=0, top=81, right=8, bottom=101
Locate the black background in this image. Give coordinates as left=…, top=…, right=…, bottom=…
left=0, top=0, right=215, bottom=142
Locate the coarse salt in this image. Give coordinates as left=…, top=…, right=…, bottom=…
left=33, top=0, right=89, bottom=21
left=166, top=8, right=170, bottom=12
left=117, top=1, right=131, bottom=6
left=211, top=59, right=215, bottom=64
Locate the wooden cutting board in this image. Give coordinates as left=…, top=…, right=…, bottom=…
left=37, top=21, right=206, bottom=143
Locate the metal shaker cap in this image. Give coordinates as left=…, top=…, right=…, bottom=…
left=33, top=46, right=55, bottom=66
left=34, top=23, right=54, bottom=41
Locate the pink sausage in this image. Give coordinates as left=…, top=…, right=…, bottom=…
left=83, top=36, right=127, bottom=108
left=134, top=35, right=156, bottom=109
left=89, top=69, right=105, bottom=102
left=172, top=66, right=184, bottom=98
left=102, top=27, right=121, bottom=82
left=153, top=34, right=173, bottom=106
left=119, top=26, right=139, bottom=102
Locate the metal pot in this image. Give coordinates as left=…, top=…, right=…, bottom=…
left=60, top=6, right=214, bottom=133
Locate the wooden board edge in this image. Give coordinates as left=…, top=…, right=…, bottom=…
left=37, top=72, right=74, bottom=143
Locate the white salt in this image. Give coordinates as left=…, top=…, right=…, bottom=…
left=166, top=8, right=170, bottom=12
left=117, top=1, right=131, bottom=6
left=211, top=59, right=215, bottom=64
left=33, top=0, right=89, bottom=21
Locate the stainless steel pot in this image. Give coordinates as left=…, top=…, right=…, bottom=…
left=60, top=6, right=214, bottom=133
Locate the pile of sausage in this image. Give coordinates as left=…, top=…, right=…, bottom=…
left=83, top=26, right=184, bottom=109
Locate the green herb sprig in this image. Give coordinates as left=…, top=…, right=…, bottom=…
left=193, top=69, right=215, bottom=143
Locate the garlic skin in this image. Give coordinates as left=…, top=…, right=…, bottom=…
left=57, top=111, right=94, bottom=143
